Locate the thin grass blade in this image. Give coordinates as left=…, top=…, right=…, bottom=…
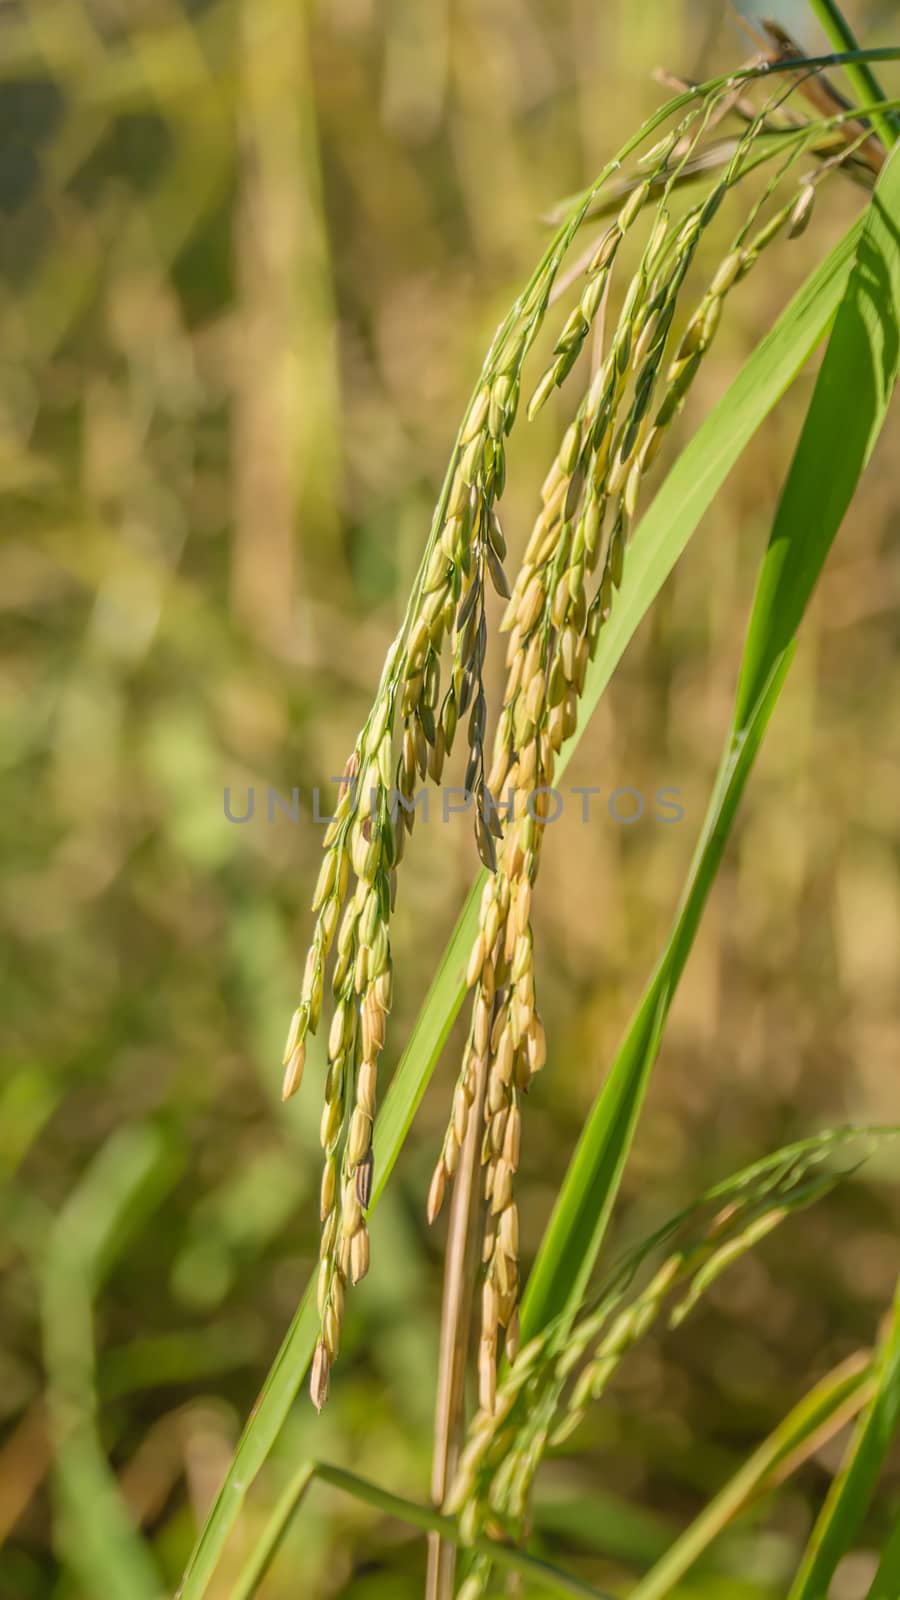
left=230, top=1463, right=315, bottom=1600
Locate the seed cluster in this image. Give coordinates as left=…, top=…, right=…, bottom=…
left=283, top=246, right=556, bottom=1410
left=445, top=1127, right=878, bottom=1594
left=282, top=68, right=869, bottom=1416
left=423, top=88, right=831, bottom=1413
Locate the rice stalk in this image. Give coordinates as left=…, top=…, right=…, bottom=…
left=426, top=77, right=873, bottom=1417
left=278, top=57, right=900, bottom=1411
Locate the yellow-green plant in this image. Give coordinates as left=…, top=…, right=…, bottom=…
left=176, top=14, right=900, bottom=1600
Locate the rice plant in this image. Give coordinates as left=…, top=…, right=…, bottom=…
left=114, top=7, right=896, bottom=1598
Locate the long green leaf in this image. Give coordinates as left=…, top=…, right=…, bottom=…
left=630, top=1353, right=874, bottom=1600
left=522, top=140, right=900, bottom=1344
left=788, top=1276, right=900, bottom=1597
left=177, top=203, right=863, bottom=1600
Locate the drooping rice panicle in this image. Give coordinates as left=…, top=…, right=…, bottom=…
left=279, top=56, right=893, bottom=1414
left=423, top=79, right=825, bottom=1415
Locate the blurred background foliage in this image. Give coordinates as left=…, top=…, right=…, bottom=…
left=1, top=0, right=899, bottom=1597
